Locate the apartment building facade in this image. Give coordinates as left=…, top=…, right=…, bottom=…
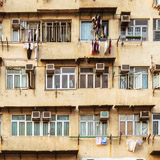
left=0, top=0, right=160, bottom=160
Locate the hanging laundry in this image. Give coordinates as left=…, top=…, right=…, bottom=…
left=91, top=40, right=100, bottom=55
left=104, top=25, right=107, bottom=37
left=137, top=137, right=143, bottom=146
left=109, top=39, right=112, bottom=54
left=104, top=40, right=108, bottom=54
left=30, top=43, right=33, bottom=50
left=96, top=137, right=102, bottom=145
left=91, top=40, right=94, bottom=55
left=24, top=43, right=29, bottom=49
left=101, top=137, right=107, bottom=145
left=126, top=139, right=137, bottom=152
left=35, top=43, right=38, bottom=61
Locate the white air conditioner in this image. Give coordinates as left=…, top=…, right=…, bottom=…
left=96, top=63, right=105, bottom=73
left=121, top=64, right=130, bottom=73
left=155, top=64, right=160, bottom=72
left=46, top=64, right=55, bottom=74
left=32, top=111, right=40, bottom=121
left=25, top=64, right=34, bottom=73
left=140, top=111, right=149, bottom=121
left=100, top=111, right=109, bottom=120
left=121, top=15, right=130, bottom=22
left=42, top=111, right=51, bottom=121
left=12, top=19, right=20, bottom=28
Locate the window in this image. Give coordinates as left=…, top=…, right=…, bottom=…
left=80, top=68, right=109, bottom=88
left=11, top=115, right=69, bottom=136
left=153, top=73, right=160, bottom=88
left=46, top=67, right=76, bottom=90
left=20, top=21, right=40, bottom=42
left=42, top=20, right=71, bottom=42
left=153, top=19, right=160, bottom=41
left=12, top=20, right=40, bottom=42
left=119, top=114, right=148, bottom=136
left=80, top=20, right=108, bottom=41
left=120, top=19, right=148, bottom=41
left=152, top=114, right=160, bottom=135
left=80, top=115, right=108, bottom=136
left=120, top=67, right=148, bottom=89
left=6, top=68, right=28, bottom=89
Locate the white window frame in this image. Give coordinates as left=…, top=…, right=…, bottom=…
left=80, top=115, right=108, bottom=136
left=153, top=73, right=160, bottom=89
left=152, top=114, right=160, bottom=135
left=46, top=67, right=76, bottom=90
left=79, top=68, right=109, bottom=89
left=119, top=67, right=148, bottom=90
left=119, top=114, right=148, bottom=136
left=153, top=19, right=160, bottom=41
left=11, top=115, right=70, bottom=137
left=12, top=28, right=20, bottom=42
left=6, top=68, right=28, bottom=89
left=120, top=19, right=148, bottom=41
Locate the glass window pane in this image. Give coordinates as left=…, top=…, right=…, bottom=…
left=54, top=75, right=60, bottom=88
left=80, top=68, right=93, bottom=73
left=102, top=75, right=108, bottom=88
left=62, top=68, right=75, bottom=73
left=80, top=122, right=86, bottom=136
left=88, top=122, right=93, bottom=136
left=153, top=114, right=160, bottom=120
left=153, top=121, right=158, bottom=135
left=128, top=27, right=133, bottom=36
left=142, top=122, right=148, bottom=135
left=127, top=121, right=133, bottom=135
left=43, top=122, right=48, bottom=136
left=57, top=115, right=69, bottom=120
left=135, top=20, right=148, bottom=25
left=19, top=122, right=25, bottom=136
left=64, top=122, right=69, bottom=136
left=95, top=122, right=100, bottom=136
left=94, top=115, right=99, bottom=121
left=80, top=75, right=86, bottom=88
left=27, top=122, right=32, bottom=136
left=26, top=115, right=31, bottom=121
left=12, top=122, right=17, bottom=136
left=12, top=115, right=25, bottom=120
left=135, top=121, right=140, bottom=135
left=57, top=122, right=62, bottom=136
left=69, top=75, right=75, bottom=88
left=142, top=74, right=148, bottom=89
left=88, top=75, right=93, bottom=88
left=81, top=22, right=94, bottom=41
left=14, top=75, right=20, bottom=88
left=120, top=75, right=127, bottom=89
left=153, top=74, right=159, bottom=88
left=135, top=73, right=142, bottom=89
left=7, top=75, right=13, bottom=89
left=47, top=74, right=53, bottom=89
left=50, top=122, right=55, bottom=136
left=22, top=75, right=27, bottom=88
left=51, top=115, right=56, bottom=121
left=120, top=121, right=125, bottom=135
left=34, top=122, right=40, bottom=136
left=102, top=122, right=107, bottom=136
left=13, top=29, right=19, bottom=42
left=95, top=75, right=100, bottom=88
left=80, top=115, right=93, bottom=120
left=62, top=75, right=68, bottom=88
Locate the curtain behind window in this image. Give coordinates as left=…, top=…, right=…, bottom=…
left=12, top=122, right=17, bottom=136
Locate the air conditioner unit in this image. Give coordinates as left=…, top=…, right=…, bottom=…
left=100, top=111, right=109, bottom=120
left=46, top=64, right=55, bottom=74
left=140, top=111, right=149, bottom=121
left=96, top=63, right=105, bottom=73
left=32, top=111, right=40, bottom=121
left=121, top=15, right=130, bottom=22
left=42, top=111, right=51, bottom=121
left=12, top=19, right=20, bottom=28
left=155, top=64, right=160, bottom=72
left=121, top=64, right=130, bottom=73
left=25, top=64, right=34, bottom=73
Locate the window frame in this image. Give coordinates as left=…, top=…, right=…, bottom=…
left=80, top=20, right=109, bottom=41
left=119, top=67, right=148, bottom=90
left=119, top=114, right=148, bottom=136
left=152, top=114, right=160, bottom=135
left=79, top=68, right=109, bottom=89
left=120, top=19, right=149, bottom=41
left=153, top=19, right=160, bottom=41
left=46, top=67, right=76, bottom=90
left=80, top=114, right=108, bottom=136
left=11, top=115, right=70, bottom=137
left=6, top=68, right=28, bottom=90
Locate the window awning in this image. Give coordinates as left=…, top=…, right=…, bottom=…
left=150, top=150, right=160, bottom=155
left=78, top=105, right=113, bottom=111
left=40, top=57, right=116, bottom=63
left=114, top=105, right=155, bottom=112
left=2, top=106, right=76, bottom=113
left=0, top=150, right=78, bottom=155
